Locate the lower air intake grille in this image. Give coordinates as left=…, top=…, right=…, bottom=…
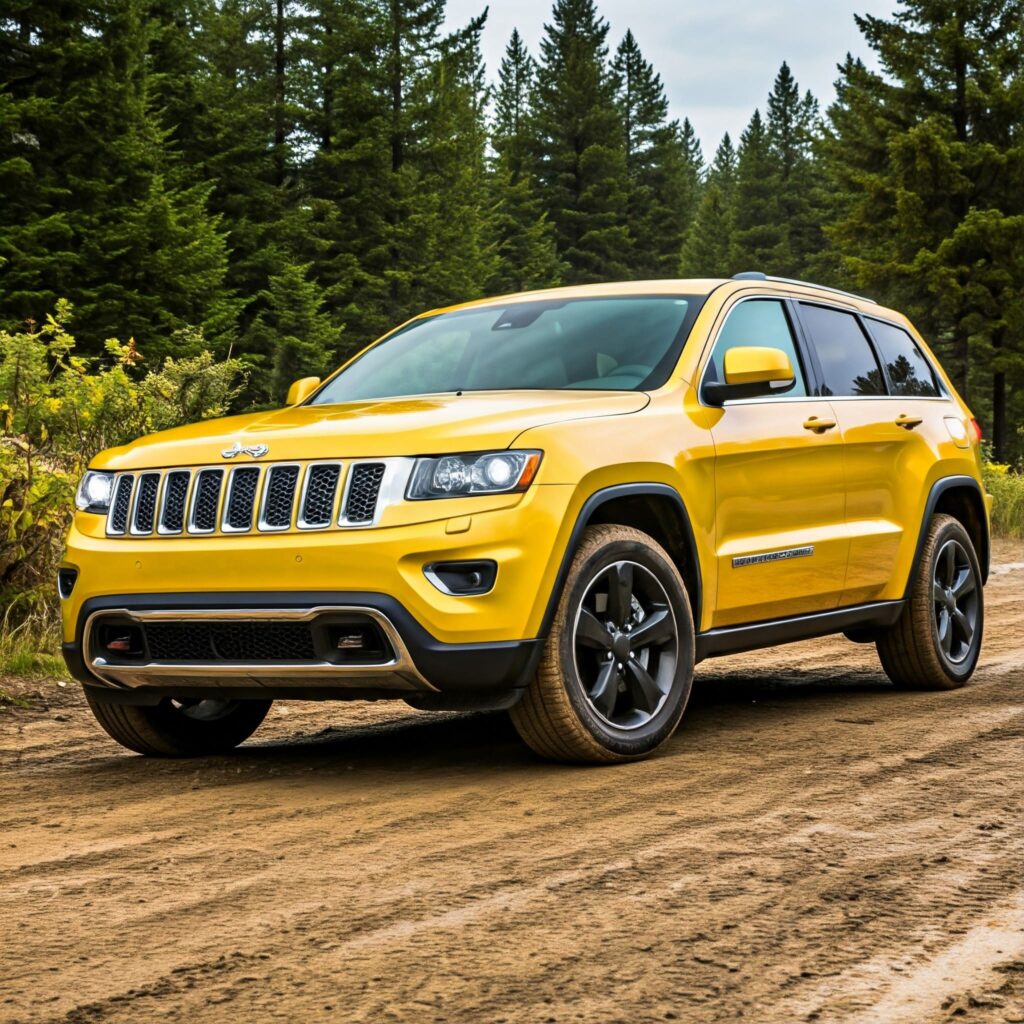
left=144, top=622, right=318, bottom=662
left=344, top=463, right=386, bottom=523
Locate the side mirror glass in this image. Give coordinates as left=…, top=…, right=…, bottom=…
left=286, top=376, right=321, bottom=406
left=703, top=346, right=795, bottom=405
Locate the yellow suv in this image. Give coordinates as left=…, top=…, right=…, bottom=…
left=62, top=275, right=991, bottom=762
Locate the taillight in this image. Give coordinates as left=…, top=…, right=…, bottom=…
left=969, top=418, right=983, bottom=443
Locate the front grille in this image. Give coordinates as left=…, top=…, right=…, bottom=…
left=224, top=466, right=260, bottom=531
left=144, top=621, right=317, bottom=662
left=102, top=459, right=397, bottom=537
left=344, top=463, right=386, bottom=524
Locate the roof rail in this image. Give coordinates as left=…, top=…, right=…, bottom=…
left=731, top=271, right=876, bottom=305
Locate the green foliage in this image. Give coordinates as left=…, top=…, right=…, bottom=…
left=983, top=463, right=1024, bottom=539
left=0, top=306, right=247, bottom=655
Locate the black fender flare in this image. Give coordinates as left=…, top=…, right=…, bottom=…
left=538, top=483, right=702, bottom=637
left=904, top=475, right=990, bottom=599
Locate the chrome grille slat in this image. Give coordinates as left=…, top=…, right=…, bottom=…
left=103, top=458, right=404, bottom=537
left=223, top=466, right=261, bottom=533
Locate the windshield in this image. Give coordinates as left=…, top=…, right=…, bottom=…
left=311, top=295, right=704, bottom=404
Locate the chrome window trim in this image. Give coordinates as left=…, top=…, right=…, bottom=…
left=719, top=394, right=954, bottom=408
left=83, top=605, right=436, bottom=691
left=257, top=463, right=301, bottom=533
left=221, top=464, right=262, bottom=534
left=296, top=461, right=344, bottom=530
left=157, top=470, right=193, bottom=535
left=187, top=468, right=225, bottom=535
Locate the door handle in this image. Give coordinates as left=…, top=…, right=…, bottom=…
left=803, top=416, right=836, bottom=434
left=895, top=414, right=923, bottom=430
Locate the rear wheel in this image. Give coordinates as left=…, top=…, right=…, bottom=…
left=876, top=514, right=983, bottom=690
left=510, top=524, right=695, bottom=763
left=85, top=695, right=272, bottom=756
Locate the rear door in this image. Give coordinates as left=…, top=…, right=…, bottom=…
left=793, top=303, right=945, bottom=605
left=703, top=297, right=848, bottom=628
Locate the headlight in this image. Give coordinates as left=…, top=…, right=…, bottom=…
left=75, top=470, right=115, bottom=513
left=406, top=450, right=542, bottom=500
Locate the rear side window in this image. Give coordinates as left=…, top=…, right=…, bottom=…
left=705, top=299, right=807, bottom=397
left=866, top=320, right=941, bottom=397
left=799, top=304, right=886, bottom=397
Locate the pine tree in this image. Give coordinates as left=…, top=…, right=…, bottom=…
left=611, top=30, right=694, bottom=278
left=820, top=1, right=1024, bottom=457
left=765, top=61, right=823, bottom=277
left=488, top=29, right=564, bottom=294
left=731, top=110, right=779, bottom=272
left=532, top=0, right=630, bottom=282
left=679, top=135, right=736, bottom=278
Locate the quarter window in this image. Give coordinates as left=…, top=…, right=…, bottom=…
left=799, top=304, right=886, bottom=397
left=705, top=299, right=807, bottom=397
left=866, top=320, right=941, bottom=397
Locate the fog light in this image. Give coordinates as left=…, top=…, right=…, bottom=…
left=424, top=560, right=497, bottom=596
left=57, top=568, right=78, bottom=600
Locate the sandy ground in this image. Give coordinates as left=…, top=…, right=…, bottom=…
left=1, top=541, right=1022, bottom=1024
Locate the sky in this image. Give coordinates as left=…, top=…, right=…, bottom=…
left=441, top=0, right=898, bottom=156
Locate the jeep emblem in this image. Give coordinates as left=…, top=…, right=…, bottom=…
left=221, top=441, right=269, bottom=459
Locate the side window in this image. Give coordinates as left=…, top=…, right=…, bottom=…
left=705, top=299, right=807, bottom=397
left=866, top=320, right=941, bottom=397
left=799, top=304, right=886, bottom=397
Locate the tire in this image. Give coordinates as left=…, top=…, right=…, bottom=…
left=510, top=524, right=695, bottom=763
left=85, top=695, right=272, bottom=757
left=876, top=514, right=984, bottom=690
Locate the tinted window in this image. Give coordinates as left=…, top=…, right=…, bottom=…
left=705, top=299, right=807, bottom=397
left=799, top=304, right=886, bottom=397
left=866, top=320, right=940, bottom=397
left=312, top=296, right=702, bottom=402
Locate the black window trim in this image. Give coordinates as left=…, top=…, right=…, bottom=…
left=696, top=294, right=817, bottom=406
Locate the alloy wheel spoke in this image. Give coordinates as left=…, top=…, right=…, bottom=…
left=624, top=660, right=662, bottom=714
left=588, top=660, right=619, bottom=718
left=577, top=607, right=613, bottom=650
left=932, top=580, right=946, bottom=606
left=937, top=608, right=953, bottom=655
left=952, top=607, right=974, bottom=646
left=629, top=607, right=674, bottom=650
left=607, top=562, right=635, bottom=626
left=942, top=542, right=956, bottom=586
left=953, top=568, right=975, bottom=599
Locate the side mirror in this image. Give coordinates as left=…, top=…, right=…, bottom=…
left=703, top=346, right=796, bottom=406
left=286, top=376, right=321, bottom=406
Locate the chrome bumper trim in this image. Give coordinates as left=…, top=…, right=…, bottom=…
left=83, top=605, right=437, bottom=692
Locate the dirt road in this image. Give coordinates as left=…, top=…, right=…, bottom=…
left=2, top=542, right=1023, bottom=1024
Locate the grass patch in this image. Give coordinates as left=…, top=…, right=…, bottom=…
left=984, top=464, right=1024, bottom=539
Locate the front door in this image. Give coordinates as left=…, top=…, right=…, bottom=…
left=703, top=298, right=849, bottom=628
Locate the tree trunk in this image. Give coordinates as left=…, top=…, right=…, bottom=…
left=992, top=327, right=1006, bottom=462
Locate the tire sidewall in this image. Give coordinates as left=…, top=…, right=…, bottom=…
left=555, top=536, right=694, bottom=758
left=926, top=519, right=984, bottom=684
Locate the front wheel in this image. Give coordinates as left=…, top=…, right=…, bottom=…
left=510, top=524, right=695, bottom=763
left=85, top=694, right=272, bottom=756
left=876, top=514, right=984, bottom=690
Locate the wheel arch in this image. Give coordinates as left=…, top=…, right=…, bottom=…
left=539, top=484, right=702, bottom=637
left=906, top=475, right=990, bottom=598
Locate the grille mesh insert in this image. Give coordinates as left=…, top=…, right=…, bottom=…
left=109, top=475, right=134, bottom=533
left=191, top=470, right=223, bottom=531
left=144, top=622, right=317, bottom=662
left=133, top=474, right=160, bottom=533
left=344, top=463, right=385, bottom=523
left=225, top=467, right=260, bottom=531
left=263, top=466, right=299, bottom=528
left=301, top=465, right=340, bottom=526
left=160, top=472, right=190, bottom=533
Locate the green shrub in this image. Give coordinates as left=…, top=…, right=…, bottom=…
left=0, top=304, right=247, bottom=666
left=983, top=463, right=1024, bottom=540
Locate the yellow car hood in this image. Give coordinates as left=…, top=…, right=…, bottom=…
left=95, top=390, right=650, bottom=469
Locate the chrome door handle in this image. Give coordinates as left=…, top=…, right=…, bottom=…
left=895, top=414, right=923, bottom=430
left=803, top=416, right=836, bottom=434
